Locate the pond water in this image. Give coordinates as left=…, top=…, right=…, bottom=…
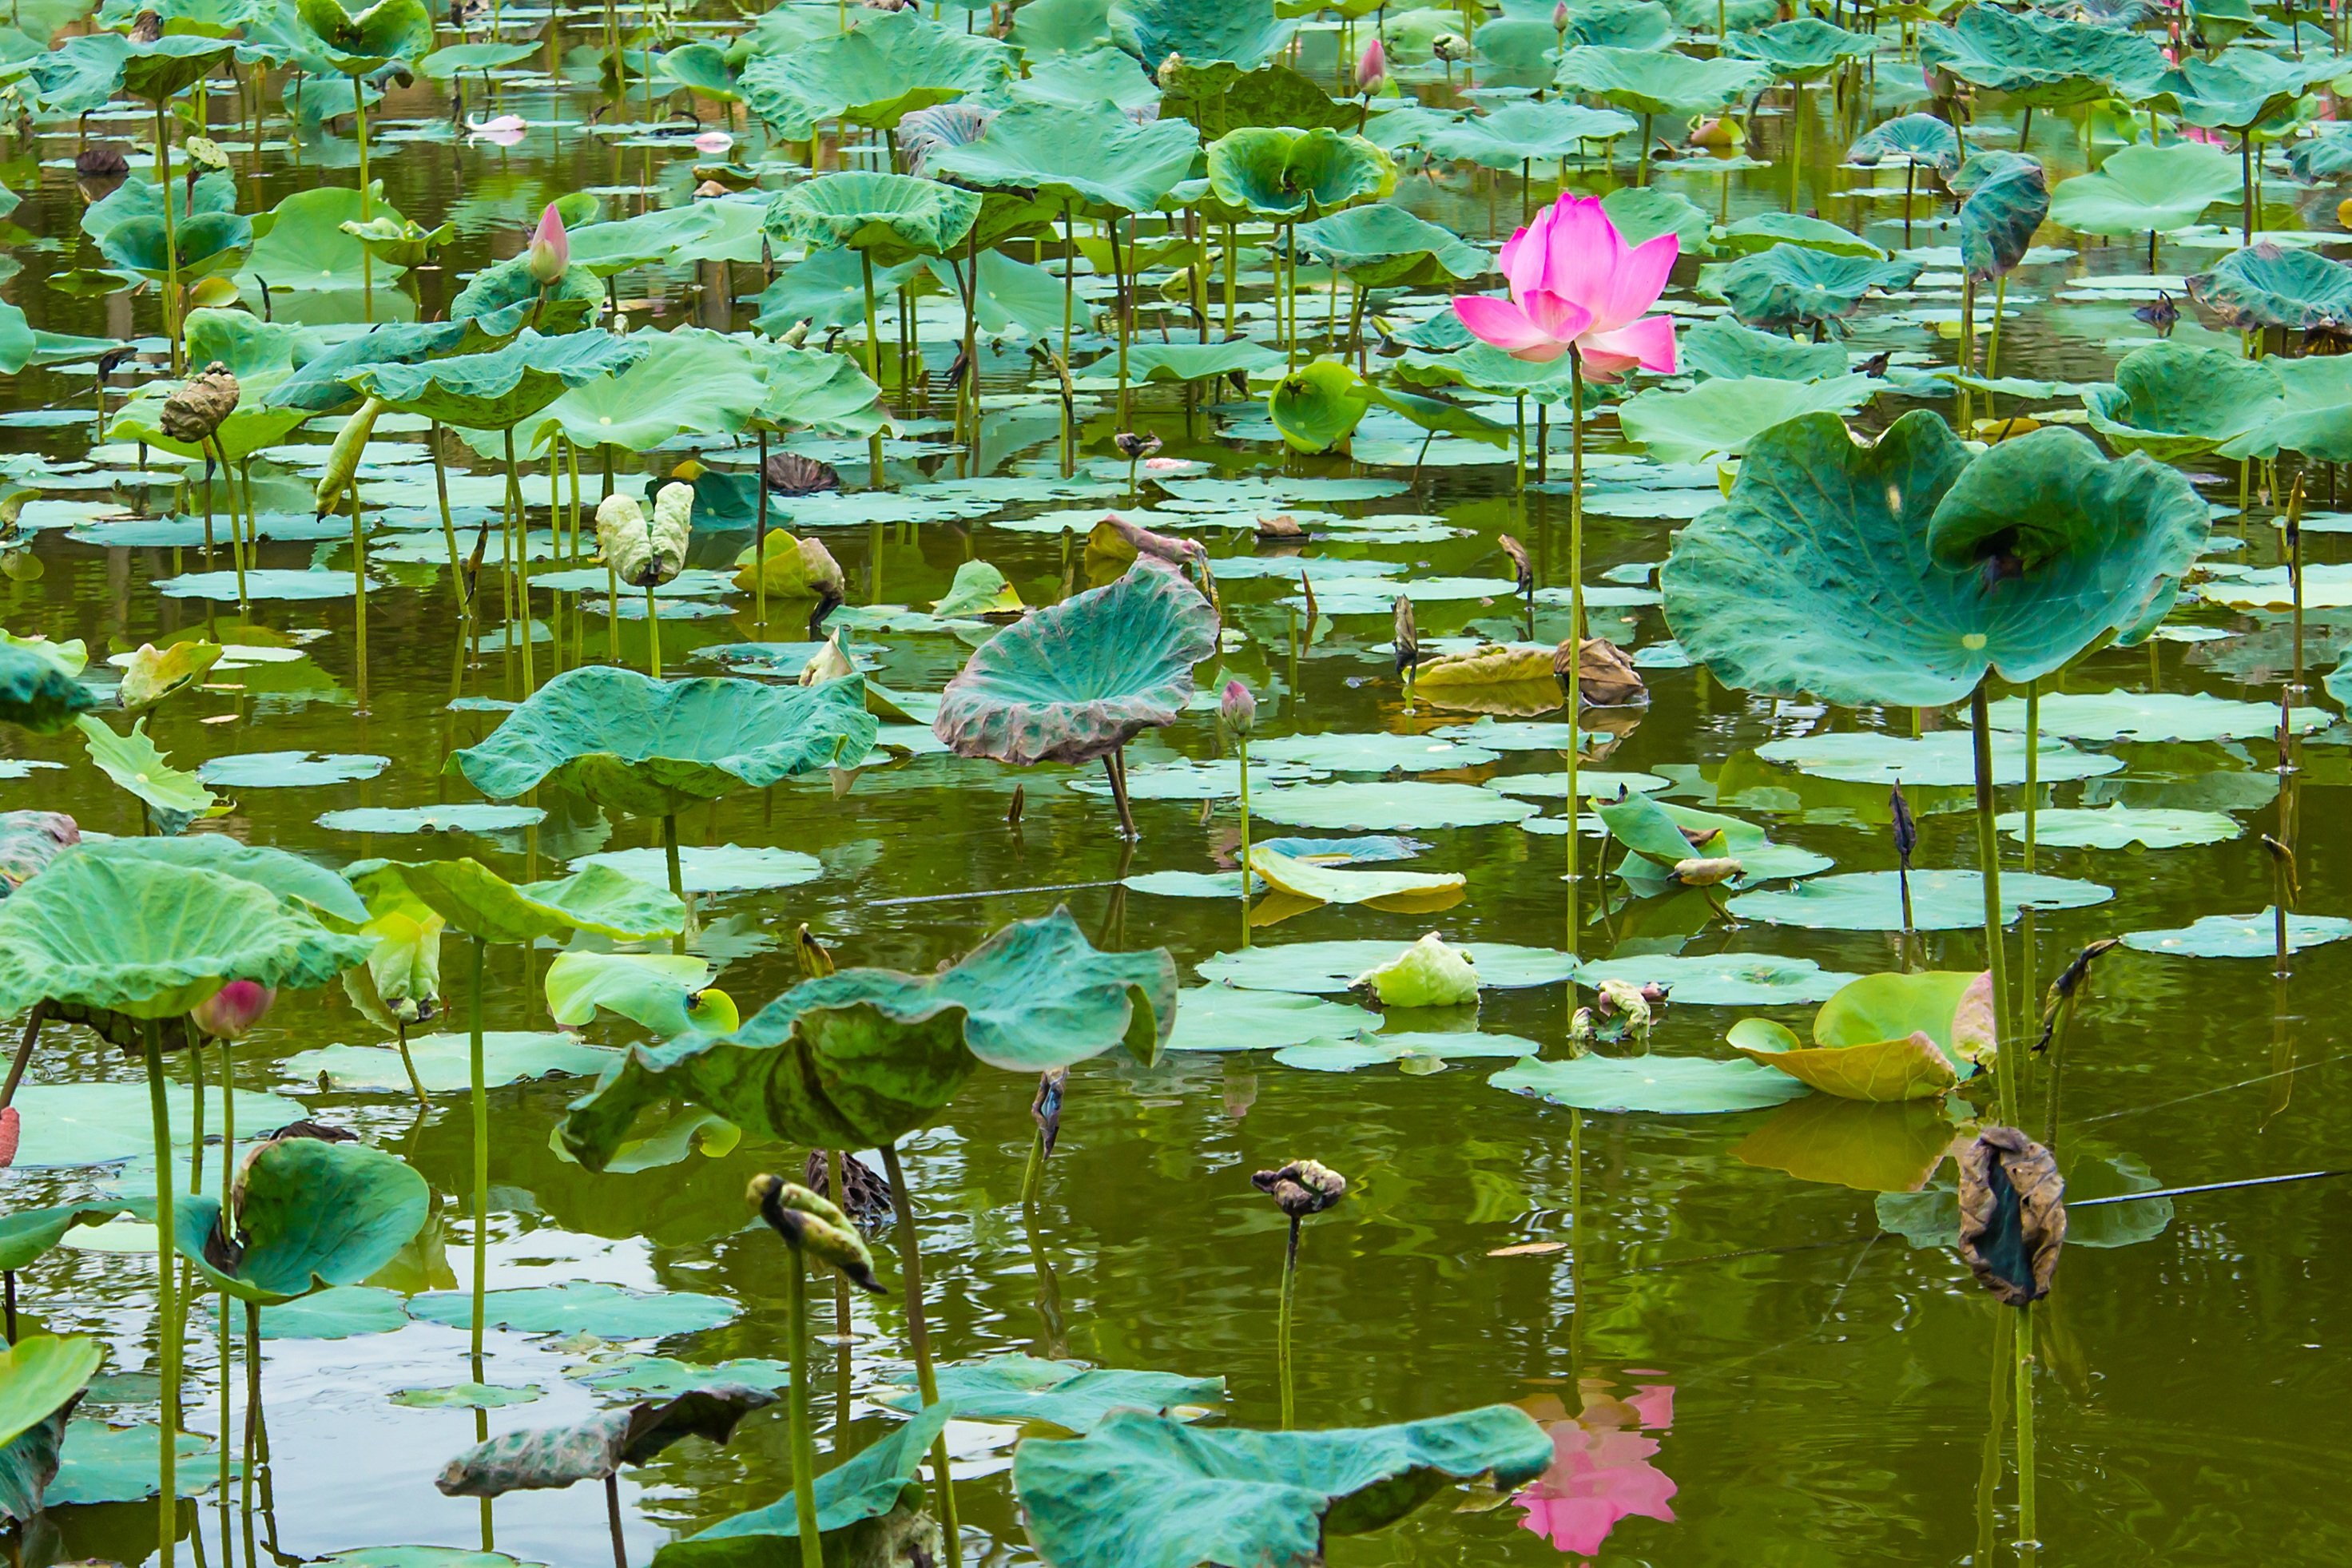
left=0, top=7, right=2347, bottom=1567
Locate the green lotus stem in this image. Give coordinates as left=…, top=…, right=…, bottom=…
left=156, top=102, right=181, bottom=375
left=547, top=440, right=566, bottom=678
left=645, top=579, right=662, bottom=679
left=2016, top=1303, right=2037, bottom=1552
left=785, top=1247, right=822, bottom=1568
left=662, top=815, right=685, bottom=955
left=606, top=553, right=621, bottom=665
left=1276, top=1214, right=1300, bottom=1427
left=348, top=482, right=370, bottom=715
left=2242, top=133, right=2254, bottom=245
left=1987, top=275, right=2008, bottom=380
left=1565, top=348, right=1586, bottom=961
left=1969, top=685, right=2016, bottom=1124
left=469, top=935, right=490, bottom=1365
left=236, top=459, right=255, bottom=617
left=218, top=1036, right=234, bottom=1503
left=354, top=75, right=373, bottom=320
left=1110, top=216, right=1130, bottom=430
left=824, top=1150, right=852, bottom=1341
left=860, top=252, right=886, bottom=489
left=1973, top=1308, right=2012, bottom=1563
left=877, top=1141, right=961, bottom=1568
left=754, top=429, right=769, bottom=629
left=1224, top=221, right=1237, bottom=335
left=432, top=426, right=471, bottom=638
left=144, top=1020, right=179, bottom=1568
left=506, top=430, right=534, bottom=695
left=605, top=1474, right=627, bottom=1568
left=1019, top=1131, right=1044, bottom=1205
left=2023, top=684, right=2039, bottom=872
left=1237, top=738, right=1252, bottom=925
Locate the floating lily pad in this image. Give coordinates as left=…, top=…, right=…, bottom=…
left=1729, top=870, right=2112, bottom=931
left=1250, top=781, right=1536, bottom=830
left=1491, top=1053, right=1810, bottom=1114
left=410, top=1282, right=738, bottom=1339
left=197, top=751, right=390, bottom=788
left=1250, top=732, right=1500, bottom=772
left=1994, top=805, right=2239, bottom=849
left=1575, top=952, right=1861, bottom=1005
left=1163, top=984, right=1377, bottom=1051
left=573, top=844, right=824, bottom=895
left=157, top=569, right=380, bottom=601
left=1754, top=731, right=2122, bottom=786
left=1124, top=870, right=1254, bottom=898
left=1195, top=939, right=1575, bottom=993
left=2120, top=910, right=2352, bottom=958
left=10, top=1084, right=304, bottom=1169
left=258, top=1284, right=412, bottom=1340
left=1245, top=848, right=1462, bottom=909
left=1984, top=689, right=2330, bottom=743
left=51, top=1424, right=226, bottom=1504
left=285, top=1033, right=617, bottom=1094
left=1067, top=757, right=1325, bottom=800
left=391, top=1383, right=547, bottom=1410
left=317, top=804, right=549, bottom=836
left=575, top=1358, right=793, bottom=1399
left=1273, top=1030, right=1537, bottom=1073
left=879, top=1355, right=1224, bottom=1434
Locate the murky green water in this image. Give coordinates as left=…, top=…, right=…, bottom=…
left=2, top=14, right=2348, bottom=1566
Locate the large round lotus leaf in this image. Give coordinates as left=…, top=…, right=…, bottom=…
left=1434, top=718, right=1665, bottom=756
left=1273, top=1030, right=1537, bottom=1074
left=752, top=342, right=886, bottom=437
left=1109, top=0, right=1298, bottom=69
left=316, top=804, right=546, bottom=836
left=0, top=856, right=371, bottom=1022
left=1408, top=99, right=1636, bottom=169
left=286, top=1032, right=616, bottom=1094
left=1619, top=375, right=1879, bottom=466
left=2153, top=47, right=2340, bottom=130
left=1957, top=155, right=2049, bottom=283
left=1753, top=731, right=2122, bottom=787
left=1577, top=952, right=1858, bottom=1005
left=1729, top=869, right=2111, bottom=931
left=346, top=330, right=646, bottom=430
left=294, top=0, right=435, bottom=73
left=50, top=1424, right=224, bottom=1505
left=2048, top=142, right=2243, bottom=237
left=1267, top=359, right=1373, bottom=455
left=1722, top=16, right=1878, bottom=78
left=76, top=836, right=370, bottom=927
left=2188, top=242, right=2352, bottom=332
left=765, top=171, right=981, bottom=260
left=166, top=1137, right=428, bottom=1304
left=1552, top=45, right=1767, bottom=115
left=1011, top=1405, right=1551, bottom=1568
left=1984, top=689, right=2327, bottom=743
left=348, top=859, right=683, bottom=946
left=929, top=100, right=1198, bottom=214
left=1196, top=939, right=1575, bottom=993
left=738, top=10, right=1016, bottom=137
left=933, top=565, right=1217, bottom=768
left=259, top=1284, right=411, bottom=1340
left=1013, top=46, right=1162, bottom=112
left=10, top=1084, right=303, bottom=1169
left=1995, top=804, right=2240, bottom=849
left=1699, top=244, right=1924, bottom=333
left=558, top=909, right=1175, bottom=1163
left=452, top=665, right=876, bottom=817
left=1919, top=6, right=2167, bottom=105
left=1293, top=204, right=1492, bottom=288
left=653, top=1402, right=948, bottom=1568
left=1252, top=732, right=1498, bottom=773
left=522, top=327, right=767, bottom=453
left=2121, top=909, right=2352, bottom=957
left=197, top=751, right=389, bottom=788
left=575, top=844, right=822, bottom=894
left=1207, top=127, right=1396, bottom=219
left=1677, top=319, right=1849, bottom=383
left=879, top=1355, right=1224, bottom=1434
left=1251, top=780, right=1536, bottom=831
left=0, top=645, right=97, bottom=734
left=159, top=568, right=383, bottom=601
left=1070, top=758, right=1325, bottom=800
left=1848, top=112, right=1960, bottom=171
left=2223, top=355, right=2352, bottom=463
left=411, top=1282, right=738, bottom=1338
left=1160, top=983, right=1376, bottom=1052
left=2081, top=342, right=2284, bottom=462
left=1492, top=1052, right=1809, bottom=1113
left=1662, top=413, right=2209, bottom=707
left=1117, top=339, right=1288, bottom=385
left=241, top=185, right=414, bottom=292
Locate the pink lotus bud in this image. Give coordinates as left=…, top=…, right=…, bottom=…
left=526, top=202, right=568, bottom=285
left=1357, top=36, right=1386, bottom=94
left=1221, top=679, right=1256, bottom=738
left=693, top=130, right=733, bottom=155
left=193, top=980, right=276, bottom=1042
left=1552, top=0, right=1567, bottom=27
left=0, top=1106, right=18, bottom=1170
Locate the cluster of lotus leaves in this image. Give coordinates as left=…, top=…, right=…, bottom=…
left=343, top=330, right=647, bottom=431
left=556, top=907, right=1177, bottom=1164
left=1728, top=971, right=1994, bottom=1102
left=1919, top=6, right=2168, bottom=105
left=1660, top=411, right=2210, bottom=708
left=2083, top=339, right=2352, bottom=464
left=452, top=665, right=879, bottom=818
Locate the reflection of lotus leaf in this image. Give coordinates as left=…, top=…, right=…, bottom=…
left=933, top=565, right=1216, bottom=768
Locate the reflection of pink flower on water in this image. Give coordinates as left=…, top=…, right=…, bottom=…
left=1513, top=1377, right=1678, bottom=1558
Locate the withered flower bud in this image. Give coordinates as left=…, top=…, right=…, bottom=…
left=1393, top=595, right=1418, bottom=677
left=1113, top=431, right=1162, bottom=461
left=160, top=362, right=240, bottom=446
left=1555, top=636, right=1646, bottom=707
left=1032, top=1066, right=1068, bottom=1157
left=1499, top=533, right=1533, bottom=597
left=749, top=1173, right=888, bottom=1293
left=1957, top=1126, right=2065, bottom=1308
left=1253, top=1158, right=1347, bottom=1220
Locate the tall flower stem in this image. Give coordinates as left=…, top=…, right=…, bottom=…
left=1969, top=685, right=2015, bottom=1123
left=1564, top=347, right=1585, bottom=960
left=142, top=1021, right=178, bottom=1568
left=878, top=1141, right=960, bottom=1568
left=860, top=252, right=886, bottom=487
left=155, top=104, right=181, bottom=373
left=824, top=1149, right=852, bottom=1341
left=785, top=1247, right=822, bottom=1568
left=348, top=484, right=370, bottom=716
left=1237, top=736, right=1253, bottom=934
left=754, top=429, right=769, bottom=630
left=504, top=431, right=534, bottom=695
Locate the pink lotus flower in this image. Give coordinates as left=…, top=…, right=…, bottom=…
left=193, top=980, right=276, bottom=1042
left=1513, top=1379, right=1679, bottom=1558
left=1357, top=36, right=1385, bottom=94
left=464, top=113, right=526, bottom=147
left=0, top=1106, right=18, bottom=1170
left=526, top=202, right=568, bottom=284
left=693, top=129, right=733, bottom=154
left=1451, top=193, right=1678, bottom=379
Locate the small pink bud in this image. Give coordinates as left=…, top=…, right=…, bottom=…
left=526, top=202, right=568, bottom=285
left=1221, top=679, right=1257, bottom=738
left=193, top=980, right=275, bottom=1042
left=1552, top=0, right=1567, bottom=27
left=1357, top=36, right=1386, bottom=94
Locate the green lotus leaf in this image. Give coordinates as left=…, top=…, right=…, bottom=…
left=1012, top=46, right=1162, bottom=113
left=340, top=215, right=456, bottom=268
left=1750, top=729, right=2119, bottom=787
left=119, top=34, right=237, bottom=101
left=577, top=844, right=820, bottom=895
left=1593, top=791, right=1834, bottom=892
left=929, top=100, right=1198, bottom=214
left=650, top=1402, right=948, bottom=1568
left=103, top=383, right=309, bottom=464
left=2189, top=241, right=2352, bottom=333
left=555, top=907, right=1176, bottom=1163
left=76, top=836, right=369, bottom=926
left=566, top=200, right=768, bottom=277
left=241, top=185, right=410, bottom=292
left=1274, top=1029, right=1536, bottom=1074
left=1700, top=244, right=1924, bottom=335
left=1268, top=359, right=1373, bottom=454
left=575, top=1358, right=789, bottom=1399
left=436, top=1386, right=775, bottom=1498
left=1256, top=780, right=1538, bottom=830
left=1713, top=211, right=1885, bottom=260
left=739, top=10, right=1015, bottom=137
left=449, top=252, right=604, bottom=336
left=2048, top=141, right=2243, bottom=237
left=286, top=1031, right=614, bottom=1093
left=2222, top=354, right=2352, bottom=462
left=451, top=665, right=876, bottom=817
left=45, top=1423, right=226, bottom=1506
left=347, top=330, right=646, bottom=430
left=1722, top=17, right=1880, bottom=81
left=1848, top=112, right=1960, bottom=174
left=292, top=0, right=434, bottom=73
left=2287, top=129, right=2352, bottom=183
left=1733, top=968, right=1984, bottom=1094
left=1575, top=951, right=1858, bottom=1006
left=1993, top=804, right=2239, bottom=849
left=416, top=39, right=539, bottom=77
left=1468, top=17, right=1559, bottom=89
left=0, top=1338, right=102, bottom=1473
left=524, top=327, right=768, bottom=452
left=22, top=34, right=137, bottom=113
left=77, top=713, right=216, bottom=823
left=0, top=1206, right=147, bottom=1271
left=1957, top=153, right=2049, bottom=282
left=750, top=341, right=886, bottom=435
left=0, top=645, right=97, bottom=734
left=1118, top=339, right=1287, bottom=383
left=1597, top=186, right=1714, bottom=257
left=2082, top=340, right=2283, bottom=461
left=264, top=320, right=476, bottom=412
left=96, top=209, right=255, bottom=283
left=661, top=41, right=737, bottom=100
left=1012, top=1405, right=1551, bottom=1568
left=2121, top=908, right=2352, bottom=958
left=344, top=859, right=684, bottom=946
left=1196, top=937, right=1574, bottom=994
left=410, top=1280, right=737, bottom=1336
left=933, top=564, right=1216, bottom=767
left=1293, top=203, right=1488, bottom=288
left=1206, top=126, right=1396, bottom=219
left=1492, top=1051, right=1813, bottom=1113
left=1679, top=318, right=1849, bottom=382
left=1619, top=375, right=1880, bottom=466
left=1984, top=688, right=2328, bottom=743
left=1552, top=46, right=1769, bottom=117
left=0, top=855, right=370, bottom=1022
left=1359, top=382, right=1513, bottom=449
left=1166, top=984, right=1377, bottom=1050
left=1156, top=58, right=1353, bottom=136
left=1411, top=99, right=1639, bottom=168
left=164, top=1135, right=427, bottom=1304
left=764, top=170, right=980, bottom=263
left=1110, top=0, right=1299, bottom=69
left=1551, top=0, right=1675, bottom=48
left=1729, top=1016, right=1959, bottom=1102
left=2148, top=46, right=2339, bottom=130
left=1661, top=411, right=2209, bottom=706
left=1919, top=6, right=2167, bottom=106
left=878, top=1355, right=1222, bottom=1433
left=1727, top=868, right=2110, bottom=931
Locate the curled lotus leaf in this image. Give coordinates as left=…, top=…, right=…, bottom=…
left=345, top=330, right=646, bottom=430
left=1660, top=411, right=2209, bottom=707
left=764, top=171, right=982, bottom=260
left=2150, top=46, right=2340, bottom=131
left=1957, top=1125, right=2065, bottom=1306
left=436, top=1385, right=778, bottom=1499
left=2080, top=340, right=2283, bottom=462
left=293, top=0, right=436, bottom=73
left=1847, top=113, right=1959, bottom=173
left=651, top=1401, right=948, bottom=1568
left=344, top=859, right=684, bottom=947
left=555, top=908, right=1176, bottom=1165
left=1722, top=17, right=1880, bottom=81
left=0, top=1334, right=101, bottom=1522
left=0, top=645, right=97, bottom=735
left=1956, top=153, right=2049, bottom=283
left=932, top=564, right=1218, bottom=768
left=451, top=665, right=878, bottom=817
left=1700, top=244, right=1923, bottom=335
left=168, top=1134, right=429, bottom=1304
left=2187, top=241, right=2352, bottom=333
left=1919, top=6, right=2167, bottom=105
left=596, top=491, right=687, bottom=589
left=1206, top=127, right=1396, bottom=220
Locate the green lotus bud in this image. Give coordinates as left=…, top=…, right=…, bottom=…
left=314, top=395, right=386, bottom=514
left=747, top=1173, right=886, bottom=1294
left=1353, top=931, right=1477, bottom=1008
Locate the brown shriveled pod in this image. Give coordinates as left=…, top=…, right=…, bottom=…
left=160, top=363, right=240, bottom=446
left=1555, top=636, right=1646, bottom=708
left=1957, top=1126, right=2066, bottom=1308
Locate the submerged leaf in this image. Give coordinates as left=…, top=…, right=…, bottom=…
left=435, top=1386, right=777, bottom=1497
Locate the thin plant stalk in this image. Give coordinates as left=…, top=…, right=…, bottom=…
left=1969, top=685, right=2016, bottom=1123
left=431, top=425, right=471, bottom=641
left=348, top=483, right=370, bottom=715
left=785, top=1247, right=822, bottom=1568
left=824, top=1149, right=852, bottom=1341
left=1564, top=347, right=1586, bottom=960
left=877, top=1141, right=961, bottom=1568
left=755, top=428, right=769, bottom=629
left=2023, top=683, right=2039, bottom=872
left=662, top=815, right=686, bottom=955
left=217, top=1038, right=236, bottom=1505
left=144, top=1020, right=179, bottom=1568
left=605, top=1474, right=627, bottom=1568
left=505, top=431, right=534, bottom=694
left=468, top=936, right=490, bottom=1364
left=1237, top=735, right=1252, bottom=929
left=156, top=103, right=181, bottom=373
left=860, top=252, right=886, bottom=486
left=1276, top=1214, right=1301, bottom=1427
left=2016, top=1304, right=2037, bottom=1554
left=644, top=577, right=662, bottom=679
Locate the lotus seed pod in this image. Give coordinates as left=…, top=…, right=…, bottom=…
left=1252, top=1158, right=1347, bottom=1220
left=159, top=362, right=240, bottom=445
